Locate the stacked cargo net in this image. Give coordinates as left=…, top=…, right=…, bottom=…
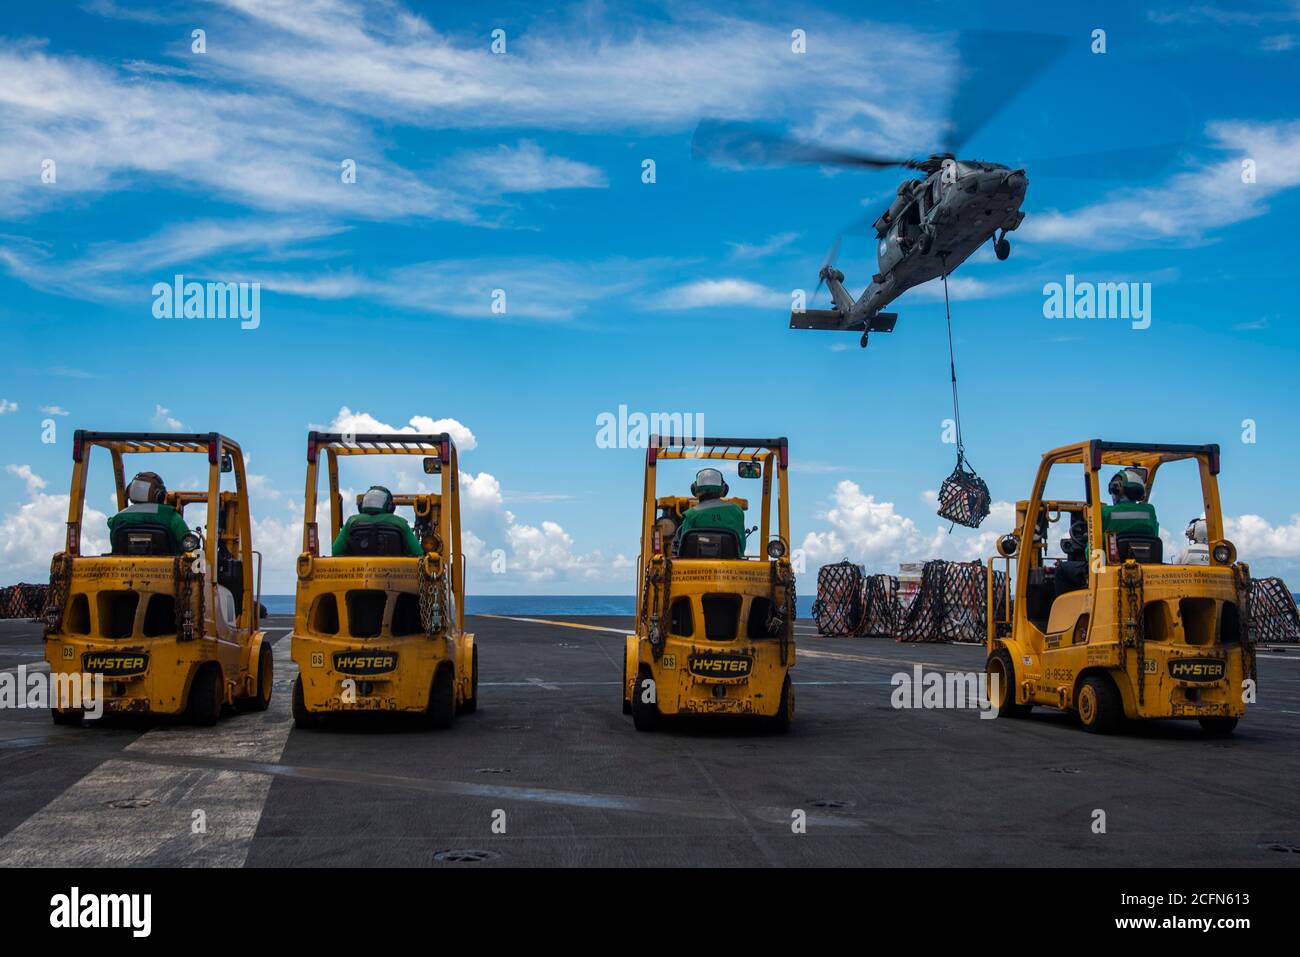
left=0, top=583, right=49, bottom=620
left=860, top=574, right=900, bottom=637
left=896, top=560, right=997, bottom=644
left=1250, top=577, right=1300, bottom=644
left=812, top=561, right=865, bottom=636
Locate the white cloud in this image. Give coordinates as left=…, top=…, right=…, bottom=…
left=6, top=464, right=47, bottom=494
left=0, top=467, right=109, bottom=581
left=647, top=278, right=787, bottom=311
left=0, top=399, right=17, bottom=414
left=1023, top=120, right=1300, bottom=248
left=40, top=405, right=70, bottom=416
left=798, top=479, right=1014, bottom=575
left=443, top=141, right=607, bottom=193
left=1226, top=513, right=1300, bottom=558
left=152, top=404, right=184, bottom=430
left=727, top=232, right=800, bottom=260
left=0, top=45, right=470, bottom=222
left=199, top=2, right=949, bottom=152
left=324, top=406, right=478, bottom=452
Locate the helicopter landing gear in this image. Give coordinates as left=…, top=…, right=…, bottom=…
left=994, top=231, right=1011, bottom=261
left=918, top=226, right=935, bottom=256
left=859, top=330, right=870, bottom=349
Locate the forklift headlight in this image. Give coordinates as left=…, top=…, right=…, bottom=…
left=1211, top=541, right=1235, bottom=565
left=766, top=539, right=786, bottom=559
left=180, top=533, right=201, bottom=553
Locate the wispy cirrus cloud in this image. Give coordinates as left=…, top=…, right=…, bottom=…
left=1022, top=120, right=1300, bottom=248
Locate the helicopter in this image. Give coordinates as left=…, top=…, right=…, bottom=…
left=691, top=31, right=1182, bottom=349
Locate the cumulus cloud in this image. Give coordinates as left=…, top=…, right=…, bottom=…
left=0, top=467, right=109, bottom=581
left=798, top=479, right=1015, bottom=575
left=324, top=406, right=478, bottom=452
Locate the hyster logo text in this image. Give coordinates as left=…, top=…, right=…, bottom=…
left=50, top=887, right=151, bottom=938
left=333, top=652, right=397, bottom=674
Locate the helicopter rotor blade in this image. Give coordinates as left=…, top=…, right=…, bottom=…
left=1018, top=141, right=1187, bottom=180
left=692, top=119, right=919, bottom=170
left=815, top=233, right=844, bottom=295
left=943, top=30, right=1070, bottom=155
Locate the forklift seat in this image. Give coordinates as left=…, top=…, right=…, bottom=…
left=675, top=529, right=740, bottom=560
left=110, top=522, right=178, bottom=557
left=343, top=522, right=408, bottom=557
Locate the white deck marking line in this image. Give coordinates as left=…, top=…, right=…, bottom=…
left=524, top=677, right=560, bottom=691
left=0, top=636, right=295, bottom=868
left=1, top=661, right=49, bottom=676
left=480, top=614, right=632, bottom=635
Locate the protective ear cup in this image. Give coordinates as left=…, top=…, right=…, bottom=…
left=719, top=480, right=729, bottom=497
left=689, top=481, right=699, bottom=497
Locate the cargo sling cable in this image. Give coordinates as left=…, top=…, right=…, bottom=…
left=936, top=254, right=991, bottom=530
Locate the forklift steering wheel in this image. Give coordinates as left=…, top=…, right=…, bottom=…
left=1069, top=519, right=1088, bottom=547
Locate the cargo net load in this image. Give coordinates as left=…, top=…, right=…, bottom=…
left=1251, top=577, right=1300, bottom=644
left=896, top=560, right=1003, bottom=643
left=811, top=561, right=864, bottom=637
left=936, top=458, right=991, bottom=529
left=812, top=560, right=1003, bottom=643
left=0, top=583, right=49, bottom=620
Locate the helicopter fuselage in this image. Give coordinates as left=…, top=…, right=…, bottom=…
left=855, top=160, right=1027, bottom=320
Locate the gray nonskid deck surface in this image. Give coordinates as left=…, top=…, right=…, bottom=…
left=0, top=614, right=1298, bottom=867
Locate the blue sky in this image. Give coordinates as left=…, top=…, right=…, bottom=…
left=1, top=0, right=1298, bottom=593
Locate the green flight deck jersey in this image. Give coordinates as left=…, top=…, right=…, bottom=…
left=332, top=509, right=423, bottom=558
left=107, top=503, right=191, bottom=548
left=677, top=498, right=748, bottom=552
left=1101, top=501, right=1160, bottom=538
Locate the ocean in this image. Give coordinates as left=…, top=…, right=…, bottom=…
left=261, top=594, right=821, bottom=618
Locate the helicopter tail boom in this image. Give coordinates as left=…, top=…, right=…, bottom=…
left=789, top=309, right=897, bottom=333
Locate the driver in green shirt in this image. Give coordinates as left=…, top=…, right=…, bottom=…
left=332, top=485, right=423, bottom=557
left=106, top=471, right=191, bottom=549
left=1102, top=468, right=1160, bottom=538
left=675, top=468, right=747, bottom=553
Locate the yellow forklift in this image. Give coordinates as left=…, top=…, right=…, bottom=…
left=986, top=440, right=1251, bottom=734
left=44, top=431, right=270, bottom=725
left=290, top=432, right=476, bottom=729
left=623, top=436, right=797, bottom=731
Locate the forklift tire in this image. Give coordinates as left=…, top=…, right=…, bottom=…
left=291, top=675, right=320, bottom=729
left=621, top=654, right=632, bottom=715
left=51, top=708, right=84, bottom=726
left=186, top=665, right=223, bottom=727
left=632, top=666, right=660, bottom=732
left=1199, top=716, right=1239, bottom=736
left=459, top=644, right=478, bottom=715
left=238, top=643, right=273, bottom=712
left=1077, top=674, right=1124, bottom=734
left=425, top=665, right=456, bottom=730
left=766, top=675, right=794, bottom=733
left=987, top=649, right=1032, bottom=718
